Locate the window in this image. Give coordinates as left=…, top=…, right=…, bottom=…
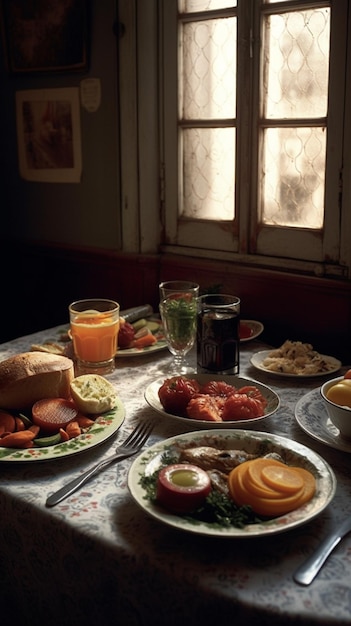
left=118, top=1, right=351, bottom=279
left=160, top=0, right=351, bottom=276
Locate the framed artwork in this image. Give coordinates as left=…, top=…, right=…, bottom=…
left=16, top=87, right=82, bottom=183
left=1, top=0, right=88, bottom=74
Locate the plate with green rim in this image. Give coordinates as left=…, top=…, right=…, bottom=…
left=0, top=398, right=125, bottom=462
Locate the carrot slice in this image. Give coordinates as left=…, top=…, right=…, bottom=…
left=0, top=430, right=37, bottom=448
left=0, top=410, right=16, bottom=434
left=132, top=332, right=157, bottom=349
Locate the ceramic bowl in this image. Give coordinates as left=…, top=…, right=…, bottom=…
left=320, top=377, right=351, bottom=439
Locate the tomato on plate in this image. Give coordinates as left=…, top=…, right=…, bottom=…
left=200, top=380, right=236, bottom=397
left=221, top=393, right=265, bottom=421
left=239, top=323, right=254, bottom=339
left=237, top=385, right=268, bottom=408
left=158, top=376, right=200, bottom=416
left=32, top=398, right=78, bottom=433
left=343, top=369, right=351, bottom=380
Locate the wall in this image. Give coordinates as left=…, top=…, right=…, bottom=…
left=1, top=241, right=350, bottom=366
left=0, top=1, right=121, bottom=250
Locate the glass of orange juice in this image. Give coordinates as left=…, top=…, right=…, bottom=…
left=69, top=299, right=120, bottom=374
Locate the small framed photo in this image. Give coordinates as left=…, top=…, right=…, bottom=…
left=1, top=0, right=88, bottom=74
left=16, top=87, right=82, bottom=183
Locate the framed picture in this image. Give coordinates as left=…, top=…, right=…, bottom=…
left=16, top=87, right=82, bottom=183
left=1, top=0, right=88, bottom=74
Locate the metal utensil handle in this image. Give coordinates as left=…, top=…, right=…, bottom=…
left=46, top=451, right=131, bottom=507
left=294, top=517, right=351, bottom=586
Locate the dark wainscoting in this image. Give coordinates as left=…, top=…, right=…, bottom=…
left=2, top=240, right=350, bottom=363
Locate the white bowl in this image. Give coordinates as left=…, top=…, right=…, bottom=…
left=320, top=377, right=351, bottom=439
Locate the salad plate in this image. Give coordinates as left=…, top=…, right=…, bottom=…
left=250, top=350, right=341, bottom=378
left=0, top=399, right=125, bottom=462
left=295, top=388, right=351, bottom=453
left=128, top=429, right=336, bottom=537
left=240, top=320, right=264, bottom=343
left=116, top=320, right=167, bottom=357
left=144, top=374, right=280, bottom=429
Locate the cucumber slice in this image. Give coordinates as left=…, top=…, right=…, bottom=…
left=146, top=320, right=160, bottom=334
left=34, top=432, right=62, bottom=447
left=18, top=413, right=33, bottom=428
left=132, top=318, right=147, bottom=331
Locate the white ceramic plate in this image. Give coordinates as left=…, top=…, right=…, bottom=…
left=295, top=388, right=351, bottom=453
left=0, top=399, right=125, bottom=462
left=116, top=320, right=167, bottom=357
left=128, top=429, right=336, bottom=537
left=240, top=320, right=264, bottom=343
left=144, top=374, right=280, bottom=429
left=250, top=350, right=342, bottom=378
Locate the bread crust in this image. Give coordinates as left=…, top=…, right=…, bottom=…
left=0, top=352, right=74, bottom=409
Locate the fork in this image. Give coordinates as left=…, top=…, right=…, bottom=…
left=45, top=420, right=155, bottom=507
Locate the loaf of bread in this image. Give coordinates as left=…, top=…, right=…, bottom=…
left=0, top=352, right=75, bottom=409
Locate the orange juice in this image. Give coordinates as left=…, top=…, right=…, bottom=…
left=70, top=307, right=119, bottom=364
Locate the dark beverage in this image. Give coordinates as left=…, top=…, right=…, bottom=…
left=197, top=295, right=240, bottom=374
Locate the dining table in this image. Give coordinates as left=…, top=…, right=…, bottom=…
left=1, top=322, right=351, bottom=626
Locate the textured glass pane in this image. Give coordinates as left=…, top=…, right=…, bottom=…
left=182, top=128, right=235, bottom=220
left=181, top=18, right=236, bottom=119
left=179, top=0, right=236, bottom=11
left=261, top=127, right=325, bottom=228
left=264, top=9, right=330, bottom=118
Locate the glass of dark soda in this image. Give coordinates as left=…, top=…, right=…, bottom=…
left=197, top=294, right=240, bottom=374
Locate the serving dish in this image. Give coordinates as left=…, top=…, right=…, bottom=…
left=240, top=320, right=264, bottom=343
left=295, top=388, right=351, bottom=453
left=144, top=373, right=280, bottom=429
left=0, top=399, right=125, bottom=462
left=128, top=429, right=336, bottom=537
left=250, top=350, right=341, bottom=378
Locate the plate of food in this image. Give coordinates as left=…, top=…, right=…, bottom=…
left=116, top=319, right=167, bottom=357
left=295, top=388, right=351, bottom=453
left=144, top=373, right=280, bottom=428
left=0, top=401, right=125, bottom=462
left=250, top=340, right=341, bottom=378
left=128, top=429, right=336, bottom=537
left=0, top=353, right=125, bottom=462
left=240, top=320, right=264, bottom=342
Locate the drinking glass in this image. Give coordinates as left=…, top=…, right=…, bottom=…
left=197, top=294, right=240, bottom=375
left=69, top=298, right=120, bottom=375
left=159, top=280, right=200, bottom=301
left=159, top=285, right=199, bottom=375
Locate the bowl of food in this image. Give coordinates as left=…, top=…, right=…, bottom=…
left=320, top=372, right=351, bottom=439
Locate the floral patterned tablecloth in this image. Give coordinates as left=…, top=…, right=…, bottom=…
left=1, top=326, right=351, bottom=626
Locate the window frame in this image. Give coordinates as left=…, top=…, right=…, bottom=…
left=118, top=0, right=351, bottom=280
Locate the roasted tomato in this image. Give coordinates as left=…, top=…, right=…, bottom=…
left=237, top=385, right=268, bottom=409
left=239, top=323, right=253, bottom=339
left=186, top=395, right=225, bottom=421
left=118, top=321, right=135, bottom=348
left=221, top=393, right=265, bottom=421
left=158, top=376, right=200, bottom=416
left=200, top=380, right=237, bottom=397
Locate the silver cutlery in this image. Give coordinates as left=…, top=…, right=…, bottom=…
left=293, top=515, right=351, bottom=585
left=46, top=419, right=155, bottom=507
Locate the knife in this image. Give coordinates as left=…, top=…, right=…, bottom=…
left=120, top=304, right=153, bottom=323
left=293, top=516, right=351, bottom=585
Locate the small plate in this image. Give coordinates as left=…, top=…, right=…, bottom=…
left=116, top=320, right=167, bottom=357
left=144, top=374, right=280, bottom=429
left=295, top=388, right=351, bottom=453
left=240, top=320, right=264, bottom=343
left=128, top=429, right=336, bottom=537
left=250, top=350, right=341, bottom=378
left=0, top=400, right=125, bottom=462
